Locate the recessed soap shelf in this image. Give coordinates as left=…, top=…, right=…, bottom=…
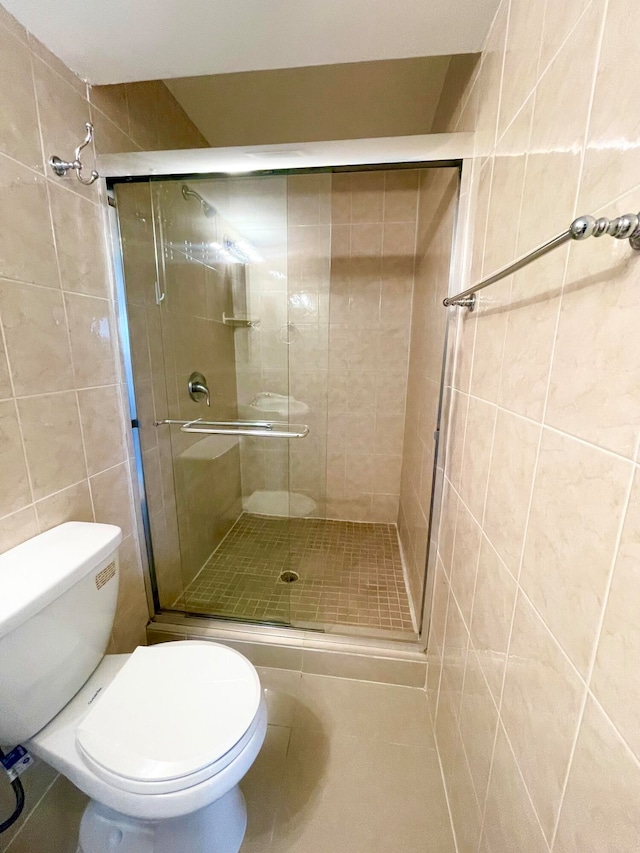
left=222, top=313, right=260, bottom=329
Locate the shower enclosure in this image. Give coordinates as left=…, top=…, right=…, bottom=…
left=111, top=164, right=459, bottom=642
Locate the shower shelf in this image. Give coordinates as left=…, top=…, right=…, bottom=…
left=222, top=313, right=260, bottom=328
left=155, top=418, right=309, bottom=439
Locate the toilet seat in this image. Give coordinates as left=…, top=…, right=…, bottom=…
left=76, top=641, right=262, bottom=795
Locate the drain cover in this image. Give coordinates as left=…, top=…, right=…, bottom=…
left=279, top=571, right=299, bottom=584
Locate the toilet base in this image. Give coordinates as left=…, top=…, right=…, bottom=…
left=78, top=785, right=247, bottom=853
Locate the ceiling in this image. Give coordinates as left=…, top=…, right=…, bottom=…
left=4, top=0, right=500, bottom=85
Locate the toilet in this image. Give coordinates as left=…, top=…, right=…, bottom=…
left=0, top=522, right=267, bottom=853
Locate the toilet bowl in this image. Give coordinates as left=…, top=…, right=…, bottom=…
left=0, top=523, right=267, bottom=853
left=29, top=640, right=267, bottom=852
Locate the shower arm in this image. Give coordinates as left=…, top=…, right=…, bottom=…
left=181, top=184, right=216, bottom=217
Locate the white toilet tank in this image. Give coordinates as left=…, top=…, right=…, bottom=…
left=0, top=522, right=122, bottom=746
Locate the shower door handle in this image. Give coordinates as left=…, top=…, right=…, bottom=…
left=155, top=419, right=309, bottom=439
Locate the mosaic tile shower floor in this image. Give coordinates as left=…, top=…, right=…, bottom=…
left=179, top=514, right=416, bottom=636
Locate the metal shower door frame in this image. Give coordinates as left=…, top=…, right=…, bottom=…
left=102, top=139, right=474, bottom=650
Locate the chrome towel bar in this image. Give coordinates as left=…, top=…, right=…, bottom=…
left=444, top=211, right=640, bottom=310
left=155, top=418, right=309, bottom=439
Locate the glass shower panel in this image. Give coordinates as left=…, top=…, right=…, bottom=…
left=150, top=176, right=299, bottom=624
left=115, top=174, right=331, bottom=625
left=114, top=180, right=186, bottom=610
left=285, top=174, right=331, bottom=525
left=284, top=174, right=332, bottom=629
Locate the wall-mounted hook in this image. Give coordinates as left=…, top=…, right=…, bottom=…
left=49, top=122, right=99, bottom=186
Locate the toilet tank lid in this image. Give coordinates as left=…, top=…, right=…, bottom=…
left=0, top=522, right=122, bottom=640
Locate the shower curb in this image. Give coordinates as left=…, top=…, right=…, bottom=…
left=147, top=615, right=427, bottom=688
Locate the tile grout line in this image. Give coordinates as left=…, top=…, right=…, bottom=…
left=431, top=690, right=461, bottom=853
left=450, top=470, right=614, bottom=700
left=543, top=7, right=616, bottom=847
left=583, top=685, right=640, bottom=775
left=3, top=772, right=61, bottom=851
left=493, top=0, right=596, bottom=154
left=549, top=459, right=635, bottom=848
left=32, top=40, right=80, bottom=392
left=536, top=0, right=599, bottom=87
left=474, top=272, right=548, bottom=843
left=550, top=404, right=636, bottom=849
left=470, top=50, right=596, bottom=824
left=489, top=717, right=552, bottom=850
left=430, top=573, right=452, bottom=730
left=460, top=388, right=640, bottom=469
left=2, top=40, right=51, bottom=520
left=489, top=0, right=510, bottom=157
left=43, top=172, right=94, bottom=519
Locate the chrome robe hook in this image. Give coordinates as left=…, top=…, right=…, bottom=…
left=49, top=122, right=99, bottom=185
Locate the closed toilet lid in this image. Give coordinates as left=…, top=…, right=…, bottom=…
left=76, top=641, right=261, bottom=787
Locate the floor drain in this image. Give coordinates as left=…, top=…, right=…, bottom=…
left=279, top=571, right=299, bottom=584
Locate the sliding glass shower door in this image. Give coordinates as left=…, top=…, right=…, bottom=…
left=114, top=165, right=452, bottom=640
left=115, top=173, right=330, bottom=624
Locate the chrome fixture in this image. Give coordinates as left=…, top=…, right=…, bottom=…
left=154, top=278, right=165, bottom=306
left=278, top=322, right=298, bottom=345
left=187, top=372, right=210, bottom=406
left=181, top=184, right=217, bottom=218
left=49, top=122, right=99, bottom=186
left=155, top=418, right=309, bottom=439
left=222, top=313, right=260, bottom=329
left=279, top=571, right=300, bottom=584
left=444, top=211, right=640, bottom=310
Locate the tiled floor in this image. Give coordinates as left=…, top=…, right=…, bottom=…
left=5, top=670, right=454, bottom=853
left=180, top=514, right=416, bottom=636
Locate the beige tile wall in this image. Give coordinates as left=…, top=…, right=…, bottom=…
left=189, top=174, right=326, bottom=520
left=430, top=0, right=640, bottom=849
left=227, top=176, right=298, bottom=506
left=286, top=174, right=331, bottom=512
left=327, top=169, right=418, bottom=523
left=210, top=170, right=423, bottom=526
left=398, top=167, right=458, bottom=617
left=0, top=5, right=208, bottom=848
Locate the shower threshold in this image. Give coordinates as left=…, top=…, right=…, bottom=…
left=147, top=614, right=426, bottom=687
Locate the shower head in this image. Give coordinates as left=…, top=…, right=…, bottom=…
left=182, top=184, right=217, bottom=218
